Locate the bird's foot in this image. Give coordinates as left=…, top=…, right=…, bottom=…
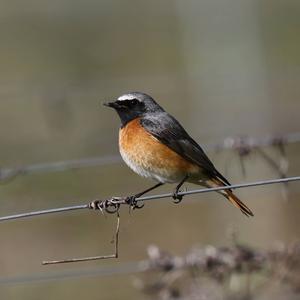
left=125, top=195, right=145, bottom=211
left=172, top=190, right=184, bottom=204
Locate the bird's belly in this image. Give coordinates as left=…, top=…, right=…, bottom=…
left=119, top=118, right=200, bottom=183
left=120, top=148, right=178, bottom=183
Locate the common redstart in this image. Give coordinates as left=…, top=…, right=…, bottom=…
left=104, top=92, right=253, bottom=216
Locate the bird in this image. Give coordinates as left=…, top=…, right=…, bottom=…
left=104, top=92, right=254, bottom=216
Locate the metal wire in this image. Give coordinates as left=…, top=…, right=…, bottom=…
left=0, top=205, right=88, bottom=222
left=1, top=241, right=299, bottom=285
left=0, top=155, right=122, bottom=181
left=207, top=131, right=300, bottom=150
left=0, top=261, right=147, bottom=285
left=1, top=131, right=299, bottom=182
left=1, top=175, right=299, bottom=222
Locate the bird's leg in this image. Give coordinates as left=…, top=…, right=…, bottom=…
left=172, top=175, right=189, bottom=203
left=126, top=182, right=164, bottom=210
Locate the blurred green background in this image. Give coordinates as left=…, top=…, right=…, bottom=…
left=0, top=0, right=299, bottom=299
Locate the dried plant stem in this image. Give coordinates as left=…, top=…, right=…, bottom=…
left=42, top=212, right=120, bottom=265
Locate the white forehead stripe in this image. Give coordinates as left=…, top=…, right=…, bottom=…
left=117, top=94, right=141, bottom=101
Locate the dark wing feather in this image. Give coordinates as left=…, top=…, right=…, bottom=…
left=141, top=113, right=231, bottom=186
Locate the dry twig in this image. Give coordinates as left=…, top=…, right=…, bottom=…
left=42, top=212, right=120, bottom=265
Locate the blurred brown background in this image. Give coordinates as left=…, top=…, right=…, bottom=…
left=0, top=0, right=299, bottom=299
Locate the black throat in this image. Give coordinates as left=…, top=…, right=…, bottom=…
left=117, top=110, right=141, bottom=128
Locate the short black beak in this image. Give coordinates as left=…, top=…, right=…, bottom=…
left=103, top=101, right=117, bottom=108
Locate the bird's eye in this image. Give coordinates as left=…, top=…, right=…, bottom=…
left=129, top=98, right=139, bottom=106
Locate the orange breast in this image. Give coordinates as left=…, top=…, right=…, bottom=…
left=119, top=118, right=199, bottom=181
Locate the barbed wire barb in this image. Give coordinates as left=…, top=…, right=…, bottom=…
left=0, top=242, right=299, bottom=288
left=1, top=131, right=300, bottom=183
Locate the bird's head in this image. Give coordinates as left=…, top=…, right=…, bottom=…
left=103, top=92, right=163, bottom=126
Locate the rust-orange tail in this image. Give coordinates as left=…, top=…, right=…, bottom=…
left=225, top=189, right=254, bottom=217
left=206, top=179, right=254, bottom=217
